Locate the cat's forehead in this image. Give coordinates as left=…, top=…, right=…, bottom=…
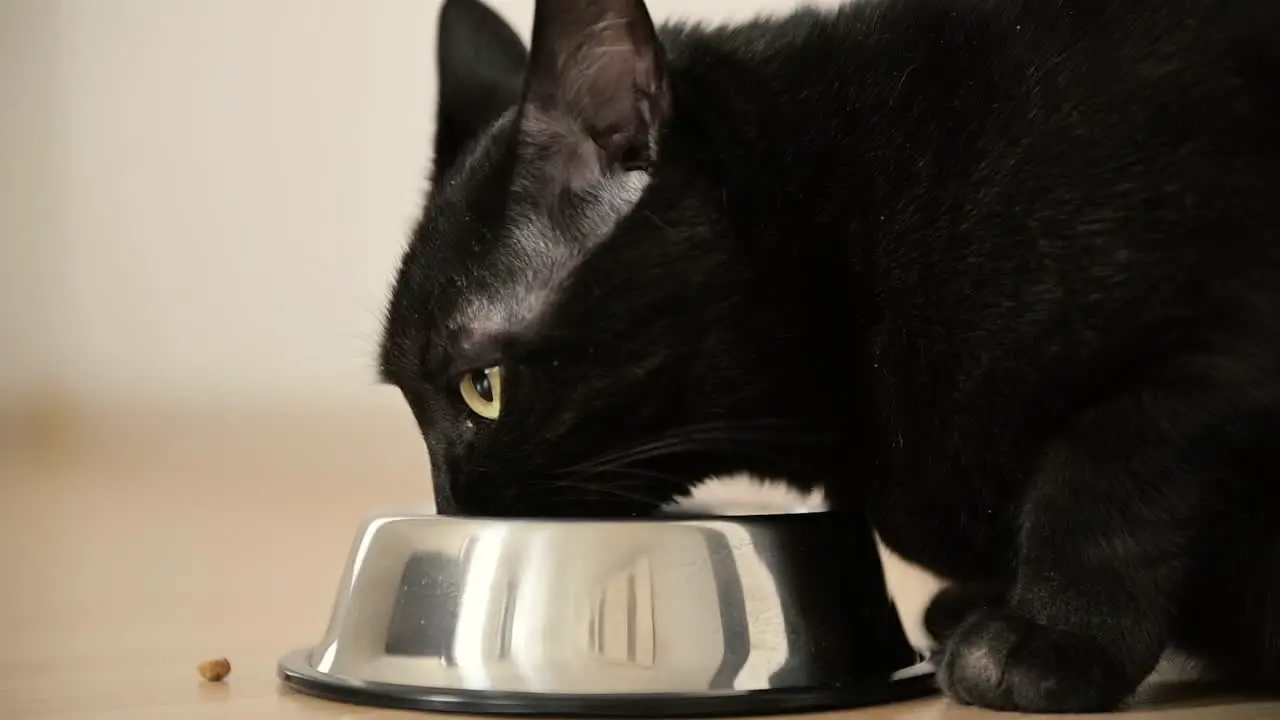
left=389, top=110, right=650, bottom=376
left=428, top=114, right=583, bottom=340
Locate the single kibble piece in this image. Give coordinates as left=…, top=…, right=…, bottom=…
left=198, top=657, right=231, bottom=682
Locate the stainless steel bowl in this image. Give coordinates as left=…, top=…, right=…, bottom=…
left=278, top=510, right=936, bottom=716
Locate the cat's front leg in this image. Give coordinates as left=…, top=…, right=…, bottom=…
left=937, top=357, right=1260, bottom=713
left=922, top=582, right=1007, bottom=649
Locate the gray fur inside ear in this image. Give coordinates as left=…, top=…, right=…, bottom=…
left=522, top=0, right=669, bottom=175
left=518, top=108, right=611, bottom=193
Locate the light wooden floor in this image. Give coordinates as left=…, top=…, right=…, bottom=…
left=1, top=400, right=1276, bottom=719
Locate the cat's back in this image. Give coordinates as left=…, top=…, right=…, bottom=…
left=659, top=0, right=1280, bottom=465
left=663, top=0, right=1278, bottom=76
left=660, top=0, right=1280, bottom=153
left=659, top=0, right=1280, bottom=307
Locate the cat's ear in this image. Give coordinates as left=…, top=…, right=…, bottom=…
left=433, top=0, right=529, bottom=180
left=521, top=0, right=670, bottom=175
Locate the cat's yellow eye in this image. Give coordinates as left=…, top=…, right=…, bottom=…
left=459, top=366, right=502, bottom=420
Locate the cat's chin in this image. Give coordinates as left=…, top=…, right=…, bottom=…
left=659, top=473, right=829, bottom=517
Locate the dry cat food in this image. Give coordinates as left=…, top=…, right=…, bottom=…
left=197, top=657, right=232, bottom=682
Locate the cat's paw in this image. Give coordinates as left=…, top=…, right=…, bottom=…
left=936, top=608, right=1133, bottom=713
left=922, top=582, right=1006, bottom=648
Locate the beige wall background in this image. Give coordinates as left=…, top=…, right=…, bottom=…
left=0, top=0, right=838, bottom=412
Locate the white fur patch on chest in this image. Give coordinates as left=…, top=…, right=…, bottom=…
left=871, top=532, right=951, bottom=656
left=662, top=472, right=951, bottom=657
left=663, top=473, right=829, bottom=515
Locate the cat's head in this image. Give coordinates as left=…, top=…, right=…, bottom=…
left=380, top=0, right=848, bottom=516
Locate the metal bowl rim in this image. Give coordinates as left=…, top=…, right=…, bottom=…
left=360, top=509, right=838, bottom=529
left=277, top=648, right=937, bottom=717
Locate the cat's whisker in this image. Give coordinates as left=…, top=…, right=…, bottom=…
left=550, top=434, right=809, bottom=492
left=556, top=439, right=705, bottom=474
left=551, top=419, right=836, bottom=474
left=557, top=433, right=825, bottom=475
left=532, top=478, right=666, bottom=506
left=551, top=456, right=699, bottom=488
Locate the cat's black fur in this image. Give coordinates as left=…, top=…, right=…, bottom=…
left=379, top=0, right=1280, bottom=712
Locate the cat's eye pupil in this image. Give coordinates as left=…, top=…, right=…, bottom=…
left=471, top=370, right=493, bottom=403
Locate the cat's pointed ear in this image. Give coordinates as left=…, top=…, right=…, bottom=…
left=522, top=0, right=670, bottom=174
left=433, top=0, right=529, bottom=180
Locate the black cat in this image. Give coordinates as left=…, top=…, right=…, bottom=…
left=378, top=0, right=1280, bottom=712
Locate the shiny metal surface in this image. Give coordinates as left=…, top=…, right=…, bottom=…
left=280, top=511, right=934, bottom=714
